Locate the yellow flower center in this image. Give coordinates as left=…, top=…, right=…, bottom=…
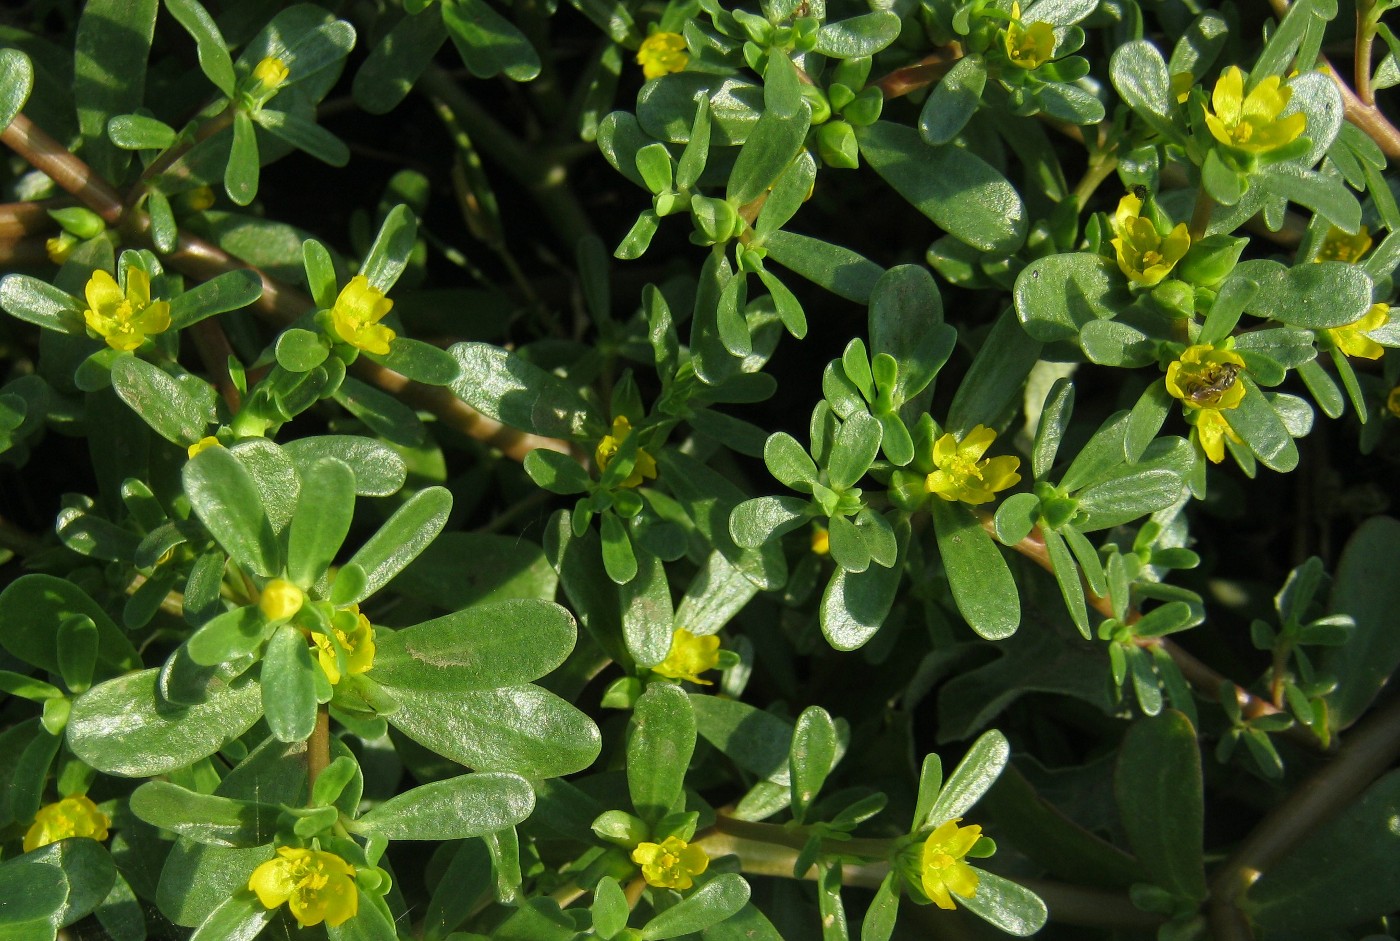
left=313, top=607, right=376, bottom=684
left=82, top=268, right=171, bottom=352
left=631, top=836, right=710, bottom=890
left=1203, top=66, right=1308, bottom=156
left=651, top=628, right=721, bottom=684
left=924, top=424, right=1021, bottom=506
left=1165, top=344, right=1247, bottom=411
left=329, top=275, right=396, bottom=355
left=24, top=795, right=110, bottom=852
left=249, top=847, right=358, bottom=928
left=637, top=32, right=689, bottom=80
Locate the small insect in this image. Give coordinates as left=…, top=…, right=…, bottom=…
left=1131, top=184, right=1149, bottom=201
left=1182, top=362, right=1242, bottom=403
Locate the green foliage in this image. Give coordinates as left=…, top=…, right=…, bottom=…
left=1, top=0, right=1399, bottom=939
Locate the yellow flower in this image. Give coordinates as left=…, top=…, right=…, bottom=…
left=248, top=846, right=358, bottom=928
left=187, top=436, right=222, bottom=458
left=24, top=795, right=110, bottom=852
left=313, top=607, right=376, bottom=684
left=82, top=268, right=171, bottom=352
left=637, top=32, right=688, bottom=81
left=1203, top=66, right=1307, bottom=155
left=1165, top=344, right=1247, bottom=410
left=652, top=628, right=721, bottom=684
left=1110, top=193, right=1190, bottom=287
left=45, top=233, right=77, bottom=265
left=920, top=819, right=982, bottom=910
left=1388, top=385, right=1400, bottom=418
left=1315, top=225, right=1372, bottom=263
left=631, top=836, right=709, bottom=890
left=1192, top=408, right=1243, bottom=463
left=595, top=416, right=658, bottom=488
left=1004, top=3, right=1055, bottom=70
left=924, top=425, right=1021, bottom=506
left=1326, top=303, right=1388, bottom=360
left=810, top=525, right=830, bottom=556
left=251, top=57, right=289, bottom=97
left=330, top=275, right=396, bottom=355
left=259, top=578, right=305, bottom=621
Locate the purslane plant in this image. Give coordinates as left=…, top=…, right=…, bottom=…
left=1, top=0, right=1399, bottom=940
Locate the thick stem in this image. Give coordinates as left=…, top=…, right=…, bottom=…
left=307, top=705, right=330, bottom=792
left=1, top=114, right=124, bottom=224
left=1208, top=694, right=1400, bottom=930
left=1355, top=0, right=1377, bottom=106
left=0, top=198, right=67, bottom=239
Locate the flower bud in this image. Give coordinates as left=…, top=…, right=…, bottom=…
left=259, top=578, right=305, bottom=621
left=842, top=87, right=884, bottom=127
left=816, top=121, right=860, bottom=170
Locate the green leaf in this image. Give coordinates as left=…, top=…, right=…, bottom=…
left=353, top=9, right=447, bottom=114
left=342, top=486, right=451, bottom=602
left=128, top=781, right=275, bottom=847
left=621, top=547, right=674, bottom=667
left=0, top=48, right=34, bottom=134
left=1244, top=260, right=1372, bottom=329
left=395, top=531, right=558, bottom=610
left=591, top=877, right=629, bottom=940
left=1257, top=168, right=1361, bottom=233
left=0, top=575, right=138, bottom=676
left=628, top=682, right=695, bottom=823
left=857, top=121, right=1026, bottom=254
left=261, top=625, right=317, bottom=743
left=283, top=435, right=406, bottom=497
left=1322, top=516, right=1400, bottom=730
left=755, top=150, right=816, bottom=237
left=67, top=669, right=262, bottom=777
left=929, top=499, right=1020, bottom=639
left=179, top=599, right=263, bottom=666
left=448, top=342, right=595, bottom=439
left=762, top=231, right=884, bottom=303
left=727, top=108, right=811, bottom=205
left=1014, top=253, right=1127, bottom=342
left=827, top=412, right=881, bottom=491
left=225, top=110, right=259, bottom=207
left=820, top=517, right=907, bottom=650
left=1032, top=378, right=1074, bottom=479
left=1073, top=467, right=1187, bottom=531
left=75, top=0, right=157, bottom=182
left=1109, top=41, right=1172, bottom=130
left=165, top=0, right=236, bottom=96
left=789, top=706, right=838, bottom=822
left=0, top=275, right=85, bottom=336
left=111, top=357, right=215, bottom=446
left=636, top=76, right=763, bottom=147
left=925, top=729, right=1010, bottom=828
left=374, top=598, right=575, bottom=692
left=1225, top=380, right=1298, bottom=472
left=642, top=874, right=751, bottom=940
left=1114, top=711, right=1206, bottom=901
left=359, top=203, right=419, bottom=293
left=252, top=108, right=349, bottom=166
left=275, top=328, right=329, bottom=372
left=0, top=837, right=117, bottom=935
left=356, top=772, right=535, bottom=840
left=442, top=0, right=542, bottom=81
left=959, top=869, right=1048, bottom=937
left=386, top=683, right=601, bottom=778
left=169, top=268, right=263, bottom=331
left=816, top=13, right=901, bottom=57
left=186, top=893, right=273, bottom=941
left=920, top=54, right=986, bottom=145
left=691, top=694, right=793, bottom=781
left=1248, top=768, right=1400, bottom=935
left=106, top=113, right=176, bottom=150
left=184, top=446, right=281, bottom=577
left=860, top=874, right=900, bottom=941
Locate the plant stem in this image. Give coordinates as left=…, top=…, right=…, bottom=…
left=1208, top=693, right=1400, bottom=933
left=1355, top=0, right=1377, bottom=106
left=1189, top=186, right=1215, bottom=241
left=696, top=815, right=1158, bottom=928
left=0, top=198, right=66, bottom=239
left=0, top=114, right=124, bottom=224
left=307, top=705, right=330, bottom=792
